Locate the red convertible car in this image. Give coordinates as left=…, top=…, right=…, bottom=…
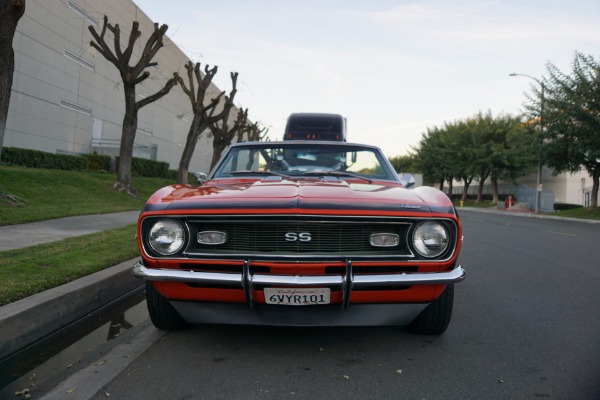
left=133, top=141, right=465, bottom=334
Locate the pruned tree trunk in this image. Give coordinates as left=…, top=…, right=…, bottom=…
left=0, top=0, right=26, bottom=161
left=206, top=72, right=248, bottom=170
left=89, top=16, right=178, bottom=194
left=177, top=113, right=205, bottom=183
left=209, top=108, right=247, bottom=169
left=176, top=62, right=224, bottom=184
left=245, top=122, right=268, bottom=142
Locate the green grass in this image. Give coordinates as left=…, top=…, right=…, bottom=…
left=0, top=166, right=174, bottom=305
left=0, top=224, right=138, bottom=306
left=553, top=206, right=600, bottom=220
left=0, top=166, right=174, bottom=226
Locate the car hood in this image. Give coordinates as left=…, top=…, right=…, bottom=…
left=144, top=178, right=454, bottom=215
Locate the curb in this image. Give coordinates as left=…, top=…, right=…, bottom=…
left=457, top=206, right=600, bottom=224
left=0, top=258, right=142, bottom=361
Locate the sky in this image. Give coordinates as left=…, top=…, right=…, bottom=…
left=133, top=0, right=600, bottom=157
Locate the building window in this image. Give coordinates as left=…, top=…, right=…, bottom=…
left=67, top=0, right=99, bottom=27
left=59, top=99, right=92, bottom=116
left=63, top=49, right=95, bottom=71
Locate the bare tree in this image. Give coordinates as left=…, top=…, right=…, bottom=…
left=245, top=121, right=269, bottom=142
left=207, top=72, right=248, bottom=169
left=209, top=107, right=248, bottom=169
left=89, top=16, right=178, bottom=195
left=0, top=0, right=26, bottom=161
left=176, top=61, right=224, bottom=183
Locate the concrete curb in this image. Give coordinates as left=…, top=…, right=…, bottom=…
left=457, top=206, right=600, bottom=224
left=0, top=258, right=142, bottom=361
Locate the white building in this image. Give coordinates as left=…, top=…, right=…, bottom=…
left=5, top=0, right=237, bottom=173
left=448, top=167, right=594, bottom=209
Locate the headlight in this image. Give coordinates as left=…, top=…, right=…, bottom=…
left=412, top=221, right=449, bottom=258
left=148, top=219, right=185, bottom=255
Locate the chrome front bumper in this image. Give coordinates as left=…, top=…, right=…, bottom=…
left=133, top=260, right=466, bottom=308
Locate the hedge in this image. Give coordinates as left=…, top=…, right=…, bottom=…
left=1, top=147, right=178, bottom=179
left=1, top=147, right=87, bottom=171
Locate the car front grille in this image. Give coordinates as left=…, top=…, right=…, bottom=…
left=183, top=218, right=414, bottom=257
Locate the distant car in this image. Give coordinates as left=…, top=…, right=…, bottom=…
left=133, top=141, right=465, bottom=334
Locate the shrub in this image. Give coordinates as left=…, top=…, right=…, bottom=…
left=1, top=147, right=86, bottom=170
left=122, top=157, right=171, bottom=178
left=554, top=203, right=582, bottom=211
left=85, top=154, right=111, bottom=171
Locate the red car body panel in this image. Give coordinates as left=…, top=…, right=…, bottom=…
left=137, top=178, right=461, bottom=306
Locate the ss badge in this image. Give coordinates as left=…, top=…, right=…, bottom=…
left=285, top=232, right=312, bottom=242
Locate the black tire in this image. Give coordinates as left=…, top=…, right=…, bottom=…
left=409, top=284, right=454, bottom=335
left=146, top=282, right=189, bottom=331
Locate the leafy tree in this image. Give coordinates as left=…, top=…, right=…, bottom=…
left=0, top=0, right=25, bottom=161
left=525, top=52, right=600, bottom=208
left=412, top=111, right=536, bottom=203
left=388, top=154, right=416, bottom=173
left=412, top=126, right=454, bottom=193
left=470, top=111, right=534, bottom=203
left=89, top=16, right=178, bottom=195
left=176, top=62, right=225, bottom=183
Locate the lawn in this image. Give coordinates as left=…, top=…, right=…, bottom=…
left=0, top=166, right=174, bottom=225
left=0, top=166, right=174, bottom=304
left=0, top=225, right=138, bottom=306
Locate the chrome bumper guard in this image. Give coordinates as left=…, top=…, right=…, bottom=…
left=132, top=260, right=466, bottom=309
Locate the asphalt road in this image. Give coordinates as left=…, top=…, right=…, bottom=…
left=46, top=210, right=600, bottom=399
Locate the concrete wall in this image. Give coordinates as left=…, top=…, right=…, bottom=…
left=5, top=0, right=236, bottom=173
left=447, top=168, right=592, bottom=206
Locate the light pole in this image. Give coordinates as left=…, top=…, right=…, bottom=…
left=510, top=72, right=544, bottom=213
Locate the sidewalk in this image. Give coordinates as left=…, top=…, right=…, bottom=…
left=0, top=211, right=143, bottom=361
left=0, top=210, right=140, bottom=251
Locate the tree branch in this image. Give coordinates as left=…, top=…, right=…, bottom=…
left=136, top=72, right=179, bottom=109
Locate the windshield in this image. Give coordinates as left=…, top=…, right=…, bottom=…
left=212, top=143, right=396, bottom=181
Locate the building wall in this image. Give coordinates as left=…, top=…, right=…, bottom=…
left=447, top=168, right=592, bottom=206
left=5, top=0, right=233, bottom=173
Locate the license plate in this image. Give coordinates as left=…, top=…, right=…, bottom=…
left=264, top=288, right=330, bottom=306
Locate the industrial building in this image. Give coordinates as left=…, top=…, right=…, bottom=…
left=5, top=0, right=235, bottom=173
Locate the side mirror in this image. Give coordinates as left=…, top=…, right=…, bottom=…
left=192, top=172, right=208, bottom=185
left=399, top=173, right=416, bottom=188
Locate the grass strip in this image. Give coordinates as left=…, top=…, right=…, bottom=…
left=0, top=224, right=138, bottom=306
left=0, top=166, right=174, bottom=226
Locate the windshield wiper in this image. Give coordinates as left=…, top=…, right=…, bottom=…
left=302, top=171, right=372, bottom=183
left=230, top=170, right=291, bottom=179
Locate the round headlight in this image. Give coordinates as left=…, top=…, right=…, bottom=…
left=412, top=221, right=449, bottom=258
left=148, top=219, right=185, bottom=255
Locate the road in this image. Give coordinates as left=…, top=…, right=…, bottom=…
left=42, top=210, right=600, bottom=399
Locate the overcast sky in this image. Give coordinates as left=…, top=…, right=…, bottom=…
left=133, top=0, right=600, bottom=157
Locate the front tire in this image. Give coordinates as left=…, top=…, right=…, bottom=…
left=409, top=284, right=454, bottom=335
left=146, top=282, right=189, bottom=331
